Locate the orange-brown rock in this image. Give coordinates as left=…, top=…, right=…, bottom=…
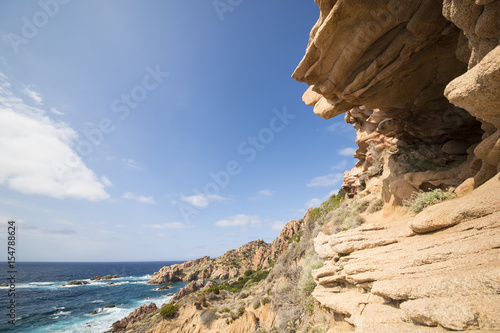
left=111, top=302, right=158, bottom=332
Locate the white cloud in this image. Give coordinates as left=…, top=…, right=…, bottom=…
left=215, top=214, right=261, bottom=227
left=271, top=221, right=286, bottom=231
left=122, top=192, right=155, bottom=204
left=0, top=77, right=109, bottom=201
left=122, top=192, right=134, bottom=200
left=339, top=147, right=357, bottom=157
left=250, top=189, right=276, bottom=200
left=181, top=194, right=226, bottom=208
left=143, top=222, right=193, bottom=229
left=331, top=160, right=348, bottom=170
left=101, top=176, right=113, bottom=187
left=122, top=158, right=145, bottom=171
left=136, top=196, right=155, bottom=204
left=325, top=122, right=352, bottom=133
left=306, top=198, right=322, bottom=208
left=258, top=189, right=275, bottom=197
left=50, top=107, right=64, bottom=115
left=22, top=86, right=43, bottom=105
left=307, top=173, right=343, bottom=187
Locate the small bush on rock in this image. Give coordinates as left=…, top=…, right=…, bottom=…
left=160, top=303, right=178, bottom=319
left=403, top=189, right=456, bottom=214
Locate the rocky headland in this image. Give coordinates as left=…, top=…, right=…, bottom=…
left=111, top=0, right=499, bottom=332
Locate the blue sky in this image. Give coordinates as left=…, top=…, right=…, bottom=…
left=0, top=0, right=356, bottom=261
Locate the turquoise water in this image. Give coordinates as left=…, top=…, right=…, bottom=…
left=0, top=262, right=186, bottom=332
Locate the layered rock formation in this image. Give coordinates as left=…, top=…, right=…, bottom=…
left=313, top=175, right=500, bottom=332
left=293, top=0, right=499, bottom=199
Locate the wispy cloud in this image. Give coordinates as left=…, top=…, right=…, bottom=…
left=250, top=189, right=275, bottom=200
left=180, top=194, right=226, bottom=208
left=305, top=198, right=322, bottom=208
left=101, top=176, right=113, bottom=187
left=331, top=160, right=348, bottom=170
left=0, top=76, right=109, bottom=201
left=50, top=107, right=64, bottom=115
left=22, top=86, right=43, bottom=105
left=142, top=222, right=193, bottom=229
left=271, top=221, right=286, bottom=231
left=215, top=214, right=261, bottom=228
left=338, top=147, right=357, bottom=157
left=324, top=121, right=352, bottom=134
left=307, top=173, right=343, bottom=187
left=122, top=192, right=155, bottom=204
left=122, top=158, right=145, bottom=171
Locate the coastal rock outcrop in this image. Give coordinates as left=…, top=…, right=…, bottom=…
left=148, top=240, right=272, bottom=284
left=63, top=280, right=89, bottom=286
left=171, top=280, right=205, bottom=302
left=111, top=302, right=158, bottom=332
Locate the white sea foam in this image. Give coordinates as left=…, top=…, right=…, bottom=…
left=91, top=300, right=104, bottom=304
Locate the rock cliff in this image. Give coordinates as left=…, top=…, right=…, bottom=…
left=292, top=0, right=500, bottom=332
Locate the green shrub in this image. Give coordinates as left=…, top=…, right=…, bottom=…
left=298, top=258, right=324, bottom=296
left=238, top=306, right=245, bottom=317
left=403, top=189, right=456, bottom=214
left=253, top=300, right=261, bottom=310
left=220, top=307, right=230, bottom=313
left=160, top=303, right=179, bottom=319
left=368, top=199, right=384, bottom=213
left=261, top=297, right=270, bottom=305
left=355, top=200, right=370, bottom=213
left=244, top=269, right=253, bottom=276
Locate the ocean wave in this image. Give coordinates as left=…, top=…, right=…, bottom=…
left=52, top=306, right=65, bottom=310
left=50, top=310, right=71, bottom=320
left=29, top=281, right=56, bottom=286
left=91, top=300, right=104, bottom=303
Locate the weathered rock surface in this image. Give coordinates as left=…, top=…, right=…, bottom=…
left=312, top=175, right=500, bottom=332
left=111, top=302, right=158, bottom=332
left=171, top=280, right=205, bottom=302
left=0, top=283, right=8, bottom=287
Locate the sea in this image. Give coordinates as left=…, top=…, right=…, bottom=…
left=0, top=261, right=187, bottom=333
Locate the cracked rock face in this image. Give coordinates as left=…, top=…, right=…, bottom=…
left=312, top=176, right=500, bottom=332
